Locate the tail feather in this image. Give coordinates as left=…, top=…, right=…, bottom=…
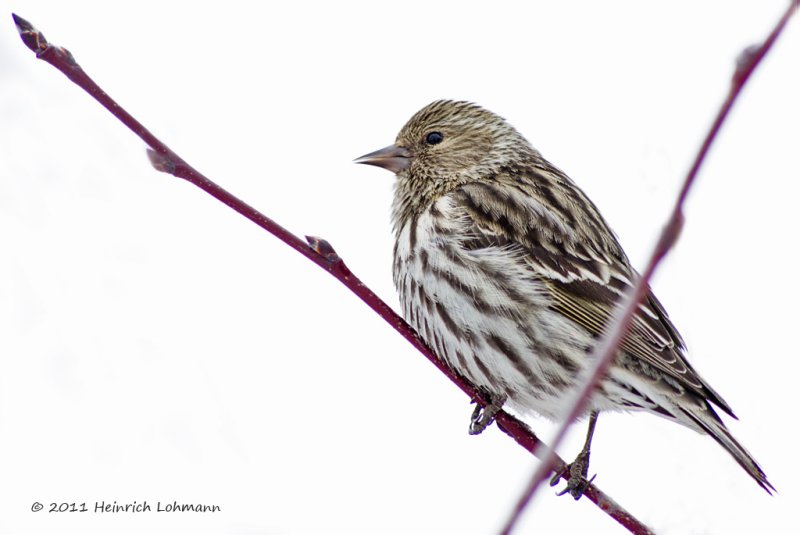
left=679, top=406, right=774, bottom=494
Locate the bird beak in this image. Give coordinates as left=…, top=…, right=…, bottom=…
left=354, top=144, right=414, bottom=173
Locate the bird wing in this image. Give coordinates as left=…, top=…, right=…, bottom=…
left=453, top=177, right=734, bottom=416
left=546, top=275, right=734, bottom=417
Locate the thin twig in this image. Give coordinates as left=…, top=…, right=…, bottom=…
left=500, top=2, right=798, bottom=533
left=11, top=13, right=654, bottom=535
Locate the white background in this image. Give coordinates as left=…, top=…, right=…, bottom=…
left=1, top=1, right=798, bottom=534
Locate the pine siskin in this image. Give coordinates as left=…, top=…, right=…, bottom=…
left=356, top=100, right=772, bottom=497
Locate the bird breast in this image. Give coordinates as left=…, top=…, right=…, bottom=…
left=392, top=194, right=595, bottom=419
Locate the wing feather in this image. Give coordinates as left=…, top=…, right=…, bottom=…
left=453, top=171, right=734, bottom=417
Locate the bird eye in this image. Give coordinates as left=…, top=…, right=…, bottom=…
left=425, top=132, right=444, bottom=145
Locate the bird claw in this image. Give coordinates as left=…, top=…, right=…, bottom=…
left=550, top=455, right=596, bottom=500
left=549, top=411, right=599, bottom=500
left=468, top=398, right=504, bottom=435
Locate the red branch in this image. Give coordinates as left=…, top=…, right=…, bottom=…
left=501, top=2, right=798, bottom=533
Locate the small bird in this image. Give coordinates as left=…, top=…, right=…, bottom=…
left=355, top=100, right=772, bottom=497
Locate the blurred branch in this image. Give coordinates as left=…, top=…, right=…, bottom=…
left=11, top=12, right=653, bottom=535
left=501, top=2, right=798, bottom=533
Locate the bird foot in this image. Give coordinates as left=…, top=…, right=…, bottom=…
left=549, top=452, right=596, bottom=500
left=468, top=398, right=505, bottom=435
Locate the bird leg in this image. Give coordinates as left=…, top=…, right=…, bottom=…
left=550, top=411, right=599, bottom=500
left=469, top=395, right=506, bottom=435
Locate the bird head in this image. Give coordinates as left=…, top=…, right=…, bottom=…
left=356, top=100, right=535, bottom=227
left=355, top=100, right=531, bottom=178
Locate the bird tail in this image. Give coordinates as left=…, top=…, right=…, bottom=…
left=678, top=405, right=774, bottom=494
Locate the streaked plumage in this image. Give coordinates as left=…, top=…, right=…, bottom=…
left=356, top=100, right=772, bottom=494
